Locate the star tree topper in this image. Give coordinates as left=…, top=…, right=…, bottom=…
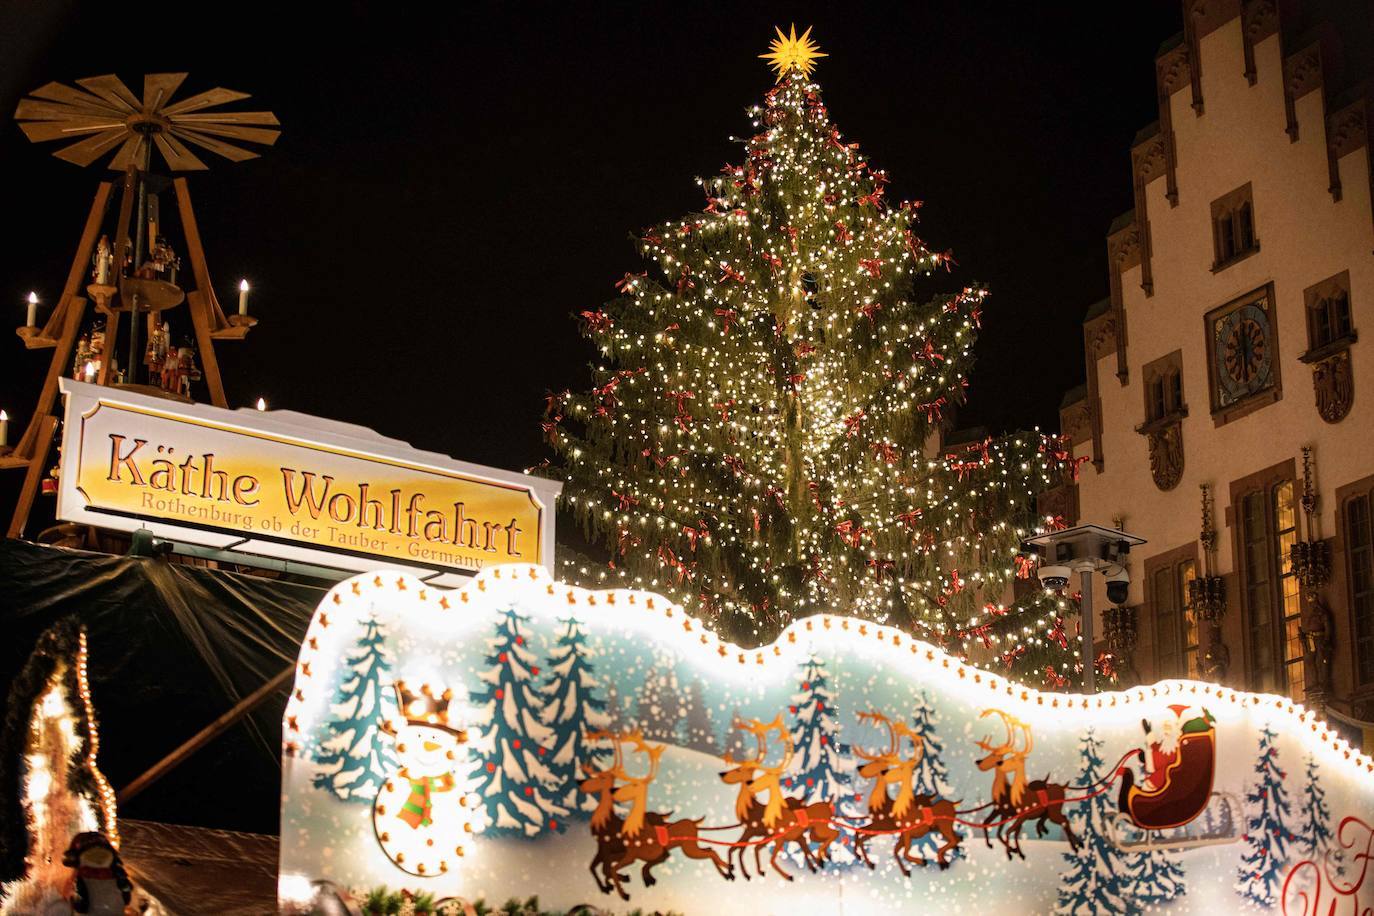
left=760, top=25, right=827, bottom=81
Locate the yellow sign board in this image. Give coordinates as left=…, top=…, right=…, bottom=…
left=58, top=380, right=559, bottom=579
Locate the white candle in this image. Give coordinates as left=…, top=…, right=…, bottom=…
left=238, top=279, right=250, bottom=316
left=25, top=292, right=38, bottom=328
left=84, top=361, right=97, bottom=383
left=256, top=397, right=267, bottom=411
left=0, top=410, right=8, bottom=448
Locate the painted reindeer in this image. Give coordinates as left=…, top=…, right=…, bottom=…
left=718, top=715, right=839, bottom=881
left=850, top=710, right=962, bottom=874
left=973, top=709, right=1079, bottom=859
left=577, top=729, right=733, bottom=901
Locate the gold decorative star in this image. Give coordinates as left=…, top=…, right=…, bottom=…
left=759, top=24, right=827, bottom=82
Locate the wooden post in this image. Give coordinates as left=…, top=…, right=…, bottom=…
left=7, top=415, right=58, bottom=539
left=96, top=309, right=121, bottom=385
left=7, top=183, right=112, bottom=461
left=173, top=178, right=228, bottom=407
left=117, top=663, right=295, bottom=804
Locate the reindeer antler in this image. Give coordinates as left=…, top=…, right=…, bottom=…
left=977, top=708, right=1015, bottom=753
left=855, top=709, right=897, bottom=762
left=619, top=730, right=664, bottom=782
left=755, top=715, right=792, bottom=774
left=892, top=720, right=926, bottom=767
left=586, top=729, right=623, bottom=771
left=1012, top=716, right=1033, bottom=757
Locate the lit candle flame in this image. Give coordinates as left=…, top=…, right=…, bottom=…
left=0, top=410, right=8, bottom=421
left=27, top=291, right=38, bottom=305
left=239, top=279, right=250, bottom=292
left=256, top=397, right=267, bottom=411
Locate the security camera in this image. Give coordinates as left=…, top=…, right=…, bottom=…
left=1105, top=567, right=1130, bottom=605
left=1038, top=564, right=1071, bottom=590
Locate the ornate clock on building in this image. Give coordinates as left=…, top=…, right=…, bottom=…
left=1215, top=301, right=1273, bottom=403
left=1207, top=285, right=1281, bottom=423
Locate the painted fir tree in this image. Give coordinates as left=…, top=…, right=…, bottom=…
left=1131, top=849, right=1186, bottom=908
left=311, top=615, right=399, bottom=803
left=782, top=655, right=860, bottom=869
left=1056, top=730, right=1137, bottom=915
left=546, top=28, right=1073, bottom=676
left=541, top=617, right=612, bottom=813
left=472, top=608, right=568, bottom=835
left=909, top=690, right=953, bottom=799
left=1235, top=725, right=1294, bottom=906
left=907, top=689, right=964, bottom=866
left=1295, top=753, right=1334, bottom=865
left=784, top=656, right=854, bottom=803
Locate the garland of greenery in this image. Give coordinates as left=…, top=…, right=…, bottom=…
left=353, top=888, right=681, bottom=916
left=0, top=617, right=111, bottom=887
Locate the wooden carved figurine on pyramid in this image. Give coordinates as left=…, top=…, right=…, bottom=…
left=3, top=73, right=280, bottom=541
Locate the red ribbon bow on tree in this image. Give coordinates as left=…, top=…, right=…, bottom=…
left=718, top=261, right=746, bottom=284
left=714, top=308, right=738, bottom=333
left=871, top=441, right=899, bottom=464
left=857, top=302, right=882, bottom=327
left=683, top=520, right=709, bottom=552
left=611, top=489, right=640, bottom=511
left=580, top=310, right=613, bottom=332
left=1043, top=666, right=1068, bottom=689
left=677, top=266, right=696, bottom=295
left=1048, top=616, right=1069, bottom=650
left=614, top=271, right=647, bottom=292
left=844, top=409, right=866, bottom=438
left=918, top=397, right=947, bottom=422
left=664, top=390, right=695, bottom=429
left=835, top=520, right=866, bottom=548
left=859, top=258, right=883, bottom=278
left=867, top=557, right=896, bottom=582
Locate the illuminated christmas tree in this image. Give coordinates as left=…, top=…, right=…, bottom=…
left=311, top=615, right=399, bottom=803
left=547, top=26, right=1072, bottom=676
left=1235, top=726, right=1294, bottom=906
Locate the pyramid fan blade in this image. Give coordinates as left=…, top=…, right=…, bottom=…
left=15, top=98, right=122, bottom=121
left=76, top=75, right=142, bottom=111
left=19, top=118, right=126, bottom=143
left=54, top=129, right=130, bottom=167
left=152, top=133, right=208, bottom=171
left=174, top=110, right=280, bottom=126
left=29, top=81, right=124, bottom=115
left=173, top=128, right=260, bottom=162
left=142, top=73, right=189, bottom=111
left=161, top=87, right=251, bottom=115
left=108, top=134, right=148, bottom=172
left=172, top=121, right=279, bottom=145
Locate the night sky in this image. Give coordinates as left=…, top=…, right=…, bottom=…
left=0, top=2, right=1194, bottom=527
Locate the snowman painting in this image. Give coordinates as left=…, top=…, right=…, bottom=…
left=371, top=680, right=483, bottom=877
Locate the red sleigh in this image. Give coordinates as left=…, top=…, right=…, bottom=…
left=1111, top=727, right=1239, bottom=850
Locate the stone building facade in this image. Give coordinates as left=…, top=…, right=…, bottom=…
left=1058, top=0, right=1374, bottom=730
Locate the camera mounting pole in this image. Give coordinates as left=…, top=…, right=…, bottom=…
left=1024, top=523, right=1147, bottom=694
